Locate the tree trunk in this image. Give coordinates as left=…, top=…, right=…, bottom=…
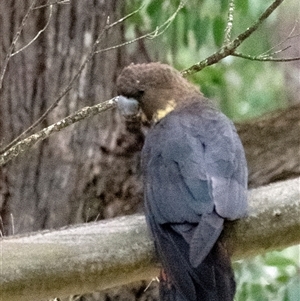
left=0, top=0, right=145, bottom=236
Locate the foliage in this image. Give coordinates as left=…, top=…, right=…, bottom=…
left=234, top=246, right=300, bottom=301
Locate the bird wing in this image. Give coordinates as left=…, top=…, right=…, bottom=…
left=142, top=101, right=247, bottom=299
left=142, top=101, right=248, bottom=222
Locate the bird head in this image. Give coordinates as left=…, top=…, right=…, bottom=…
left=116, top=62, right=201, bottom=123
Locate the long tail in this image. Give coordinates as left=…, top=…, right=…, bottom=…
left=153, top=222, right=236, bottom=301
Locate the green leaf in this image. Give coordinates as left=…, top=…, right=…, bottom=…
left=220, top=0, right=228, bottom=12
left=264, top=253, right=298, bottom=267
left=213, top=16, right=225, bottom=47
left=236, top=0, right=249, bottom=15
left=146, top=0, right=161, bottom=16
left=183, top=24, right=189, bottom=47
left=179, top=10, right=189, bottom=47
left=193, top=16, right=210, bottom=47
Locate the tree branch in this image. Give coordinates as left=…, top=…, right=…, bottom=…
left=0, top=0, right=38, bottom=90
left=232, top=51, right=300, bottom=62
left=0, top=98, right=117, bottom=166
left=1, top=177, right=299, bottom=301
left=232, top=22, right=300, bottom=62
left=32, top=0, right=70, bottom=10
left=224, top=0, right=235, bottom=44
left=10, top=4, right=54, bottom=57
left=94, top=1, right=185, bottom=54
left=181, top=0, right=286, bottom=76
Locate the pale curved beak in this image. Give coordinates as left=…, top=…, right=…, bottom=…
left=116, top=95, right=140, bottom=119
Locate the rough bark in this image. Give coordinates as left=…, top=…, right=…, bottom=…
left=0, top=0, right=144, bottom=236
left=236, top=104, right=300, bottom=188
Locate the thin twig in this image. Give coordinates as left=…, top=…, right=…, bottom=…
left=0, top=216, right=4, bottom=237
left=33, top=0, right=70, bottom=10
left=95, top=1, right=185, bottom=54
left=0, top=98, right=117, bottom=166
left=232, top=20, right=300, bottom=62
left=181, top=0, right=286, bottom=76
left=231, top=0, right=285, bottom=48
left=11, top=5, right=53, bottom=57
left=224, top=0, right=235, bottom=44
left=0, top=0, right=37, bottom=90
left=10, top=214, right=15, bottom=236
left=100, top=5, right=147, bottom=34
left=144, top=277, right=160, bottom=292
left=261, top=45, right=291, bottom=57
left=232, top=52, right=300, bottom=62
left=263, top=20, right=299, bottom=56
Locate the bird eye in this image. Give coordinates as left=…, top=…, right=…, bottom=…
left=137, top=90, right=144, bottom=97
left=132, top=90, right=144, bottom=101
left=123, top=90, right=144, bottom=101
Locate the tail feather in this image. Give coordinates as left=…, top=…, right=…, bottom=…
left=150, top=218, right=236, bottom=301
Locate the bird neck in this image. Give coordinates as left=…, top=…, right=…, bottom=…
left=144, top=87, right=201, bottom=123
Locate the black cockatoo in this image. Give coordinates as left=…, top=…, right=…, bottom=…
left=116, top=62, right=248, bottom=301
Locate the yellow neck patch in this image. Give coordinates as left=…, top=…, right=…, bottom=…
left=153, top=99, right=176, bottom=123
